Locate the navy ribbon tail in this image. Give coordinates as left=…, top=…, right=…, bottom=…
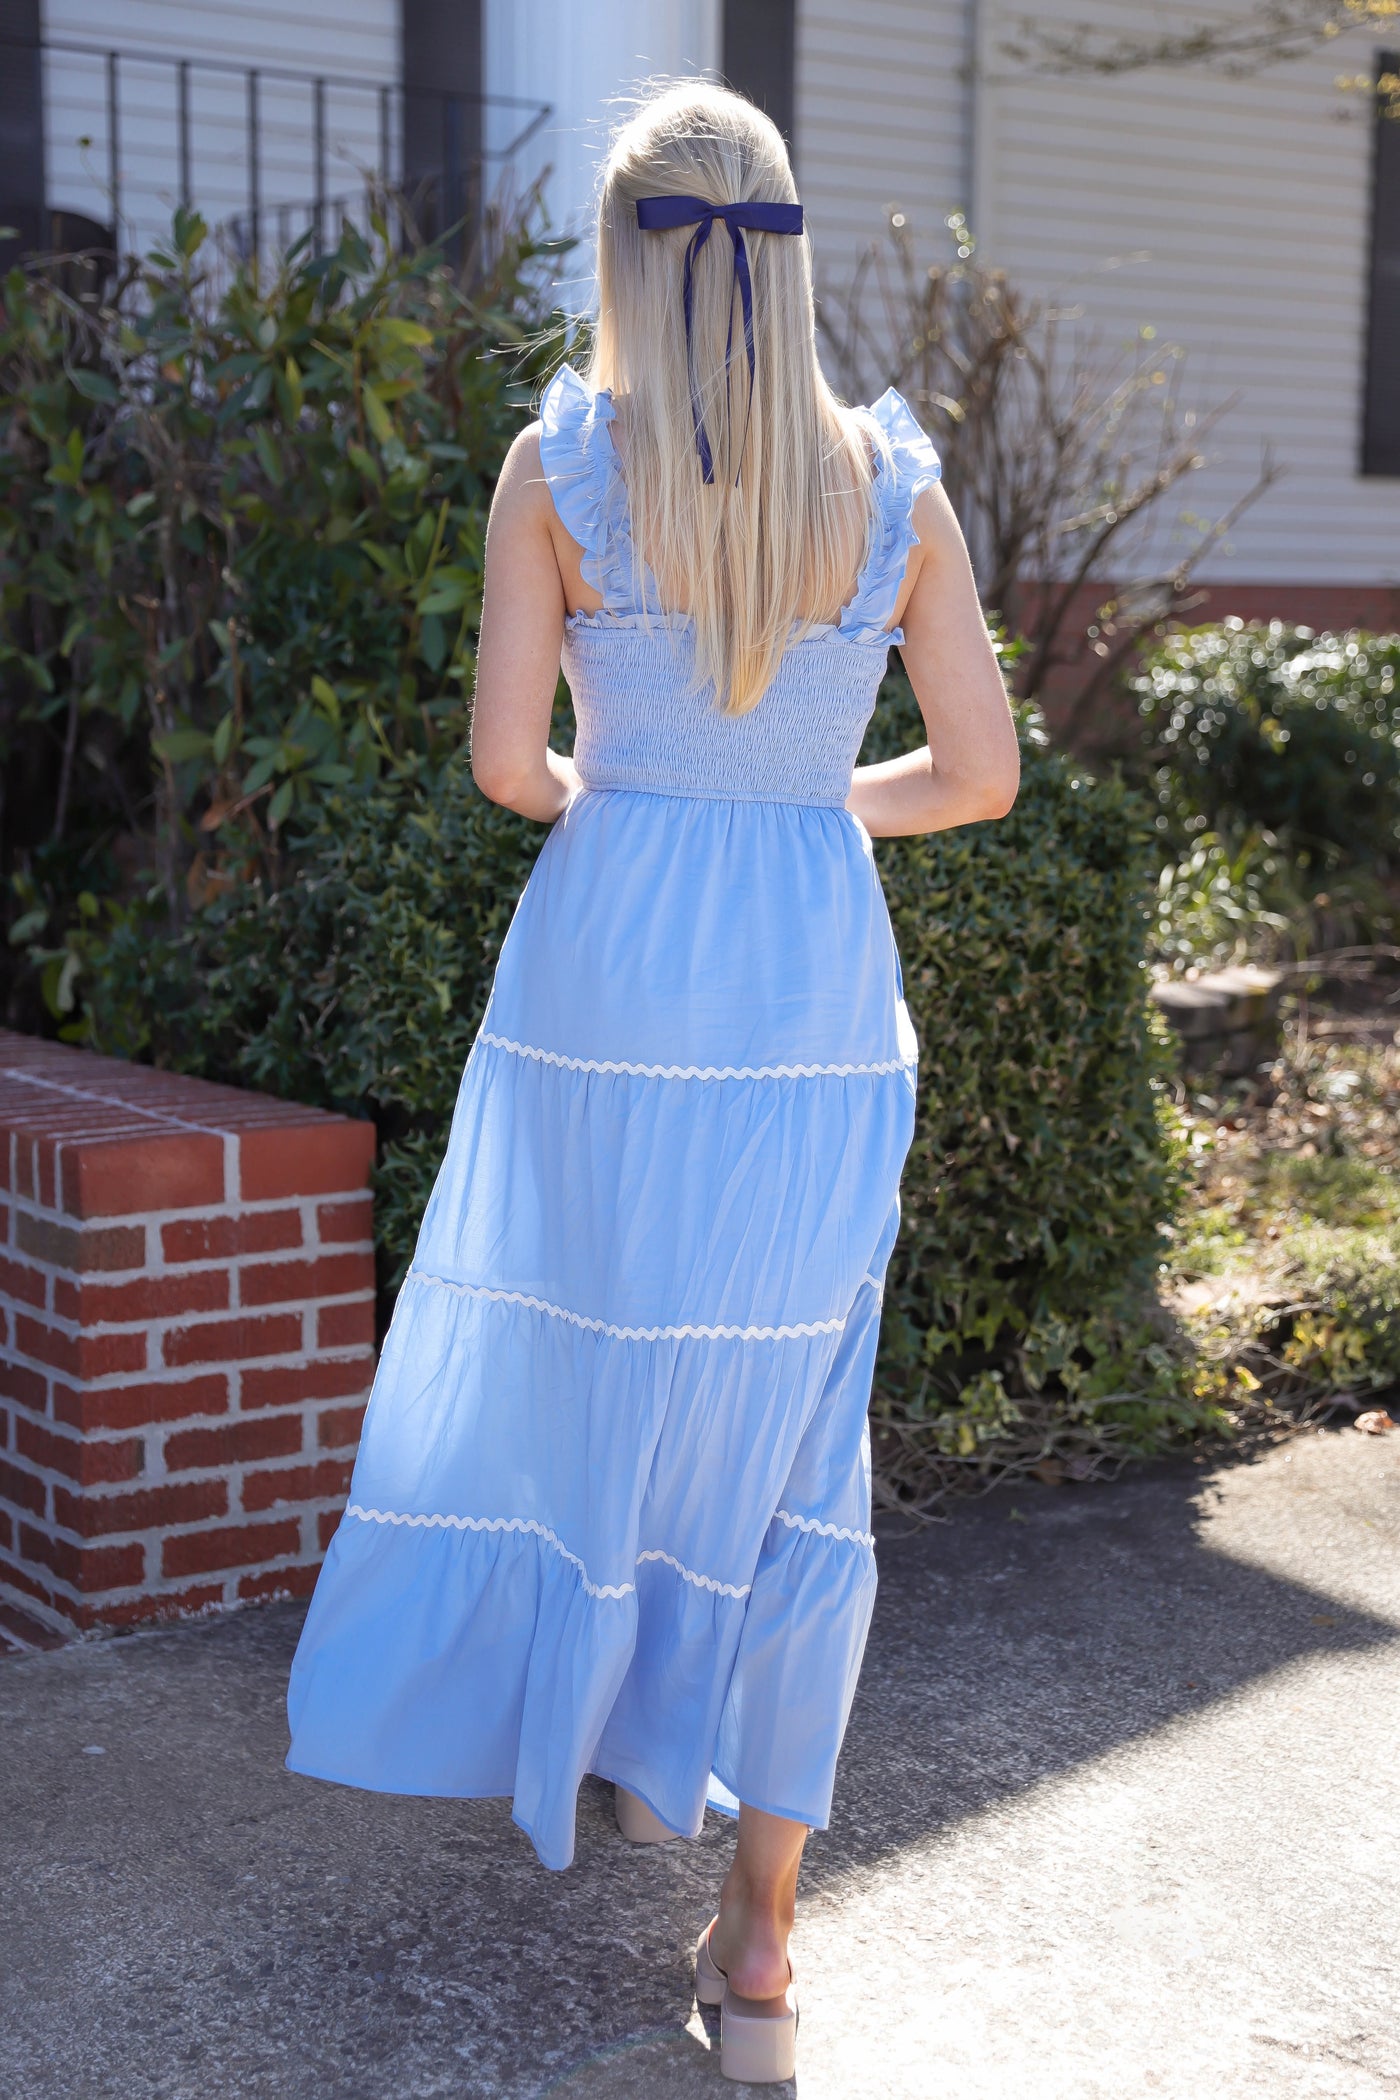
left=635, top=194, right=804, bottom=485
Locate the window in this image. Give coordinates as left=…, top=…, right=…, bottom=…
left=1363, top=53, right=1400, bottom=476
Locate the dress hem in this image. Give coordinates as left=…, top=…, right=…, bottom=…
left=284, top=1750, right=828, bottom=1868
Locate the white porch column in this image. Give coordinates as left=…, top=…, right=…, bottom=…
left=485, top=0, right=719, bottom=299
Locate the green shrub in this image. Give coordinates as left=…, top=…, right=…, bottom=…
left=1147, top=832, right=1292, bottom=974
left=863, top=677, right=1194, bottom=1486
left=1134, top=619, right=1400, bottom=868
left=0, top=207, right=568, bottom=1026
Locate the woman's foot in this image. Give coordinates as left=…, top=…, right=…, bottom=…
left=698, top=1915, right=798, bottom=2084
left=699, top=1804, right=806, bottom=2084
left=707, top=1885, right=796, bottom=2009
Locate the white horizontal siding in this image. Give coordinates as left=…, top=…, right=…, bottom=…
left=796, top=0, right=1400, bottom=587
left=42, top=0, right=398, bottom=259
left=796, top=0, right=969, bottom=310
left=980, top=0, right=1397, bottom=585
left=43, top=0, right=396, bottom=73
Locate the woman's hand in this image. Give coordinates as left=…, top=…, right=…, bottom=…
left=846, top=481, right=1020, bottom=839
left=470, top=426, right=580, bottom=823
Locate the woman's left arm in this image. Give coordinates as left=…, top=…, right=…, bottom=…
left=470, top=425, right=581, bottom=822
left=846, top=481, right=1020, bottom=840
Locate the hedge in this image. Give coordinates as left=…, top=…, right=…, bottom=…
left=1134, top=620, right=1400, bottom=868
left=0, top=207, right=567, bottom=1026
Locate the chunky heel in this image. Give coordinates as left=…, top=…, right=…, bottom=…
left=614, top=1784, right=675, bottom=1844
left=720, top=1990, right=798, bottom=2085
left=695, top=1920, right=798, bottom=2084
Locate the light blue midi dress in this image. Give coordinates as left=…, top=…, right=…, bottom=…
left=285, top=368, right=940, bottom=1871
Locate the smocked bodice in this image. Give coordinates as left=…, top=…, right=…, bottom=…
left=563, top=619, right=894, bottom=807
left=539, top=366, right=941, bottom=807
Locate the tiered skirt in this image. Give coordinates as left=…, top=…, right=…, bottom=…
left=286, top=786, right=917, bottom=1870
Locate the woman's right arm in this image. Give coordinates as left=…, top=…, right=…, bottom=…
left=846, top=482, right=1020, bottom=839
left=470, top=426, right=581, bottom=823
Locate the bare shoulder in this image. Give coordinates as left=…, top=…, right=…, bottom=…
left=910, top=476, right=961, bottom=551
left=491, top=422, right=550, bottom=516
left=485, top=424, right=560, bottom=566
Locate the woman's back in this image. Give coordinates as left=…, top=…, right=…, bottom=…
left=538, top=363, right=942, bottom=806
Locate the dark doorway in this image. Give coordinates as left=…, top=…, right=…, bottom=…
left=722, top=0, right=796, bottom=149
left=401, top=0, right=484, bottom=254
left=0, top=0, right=44, bottom=267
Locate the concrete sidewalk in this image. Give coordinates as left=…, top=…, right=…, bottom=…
left=2, top=1429, right=1397, bottom=2100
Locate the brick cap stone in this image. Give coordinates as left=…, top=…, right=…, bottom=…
left=0, top=1031, right=374, bottom=1217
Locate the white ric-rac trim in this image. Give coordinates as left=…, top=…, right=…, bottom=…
left=775, top=1509, right=876, bottom=1549
left=344, top=1505, right=751, bottom=1601
left=635, top=1549, right=751, bottom=1599
left=407, top=1269, right=846, bottom=1343
left=477, top=1030, right=914, bottom=1083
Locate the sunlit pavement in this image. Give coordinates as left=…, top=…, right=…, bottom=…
left=2, top=1428, right=1397, bottom=2099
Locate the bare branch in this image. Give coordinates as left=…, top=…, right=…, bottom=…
left=818, top=211, right=1278, bottom=708
left=998, top=3, right=1395, bottom=81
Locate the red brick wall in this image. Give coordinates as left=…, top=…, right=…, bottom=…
left=0, top=1031, right=376, bottom=1634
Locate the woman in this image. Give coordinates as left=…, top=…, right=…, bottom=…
left=287, top=80, right=1017, bottom=2084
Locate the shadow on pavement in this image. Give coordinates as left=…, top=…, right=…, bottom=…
left=811, top=1439, right=1398, bottom=1886
left=1, top=1435, right=1395, bottom=2099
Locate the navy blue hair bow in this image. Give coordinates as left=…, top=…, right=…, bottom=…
left=635, top=194, right=804, bottom=484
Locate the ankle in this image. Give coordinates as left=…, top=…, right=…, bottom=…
left=711, top=1878, right=795, bottom=1999
left=718, top=1862, right=796, bottom=1934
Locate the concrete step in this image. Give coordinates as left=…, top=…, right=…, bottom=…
left=1151, top=964, right=1285, bottom=1074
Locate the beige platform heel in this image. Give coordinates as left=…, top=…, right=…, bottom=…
left=613, top=1784, right=676, bottom=1844
left=695, top=1919, right=798, bottom=2085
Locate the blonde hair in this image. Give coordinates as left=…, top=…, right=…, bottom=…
left=589, top=81, right=877, bottom=716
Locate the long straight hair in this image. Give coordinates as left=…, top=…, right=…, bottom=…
left=588, top=81, right=878, bottom=716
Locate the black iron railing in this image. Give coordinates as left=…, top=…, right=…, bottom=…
left=5, top=32, right=551, bottom=263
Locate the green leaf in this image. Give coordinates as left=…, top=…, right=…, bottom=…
left=8, top=907, right=49, bottom=947
left=418, top=613, right=447, bottom=672
left=370, top=317, right=433, bottom=354
left=267, top=778, right=295, bottom=828
left=281, top=355, right=304, bottom=423
left=69, top=367, right=118, bottom=404
left=310, top=675, right=342, bottom=725
left=174, top=206, right=208, bottom=257
left=152, top=727, right=214, bottom=765
left=361, top=383, right=394, bottom=446
left=212, top=712, right=237, bottom=765
left=253, top=423, right=284, bottom=487
left=241, top=751, right=281, bottom=795
left=42, top=948, right=82, bottom=1017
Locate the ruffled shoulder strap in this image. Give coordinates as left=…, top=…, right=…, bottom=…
left=839, top=388, right=942, bottom=643
left=537, top=365, right=646, bottom=613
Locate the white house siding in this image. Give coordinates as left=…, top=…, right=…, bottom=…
left=979, top=0, right=1399, bottom=589
left=795, top=0, right=969, bottom=305
left=796, top=0, right=1400, bottom=595
left=42, top=0, right=399, bottom=259
left=485, top=0, right=718, bottom=306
